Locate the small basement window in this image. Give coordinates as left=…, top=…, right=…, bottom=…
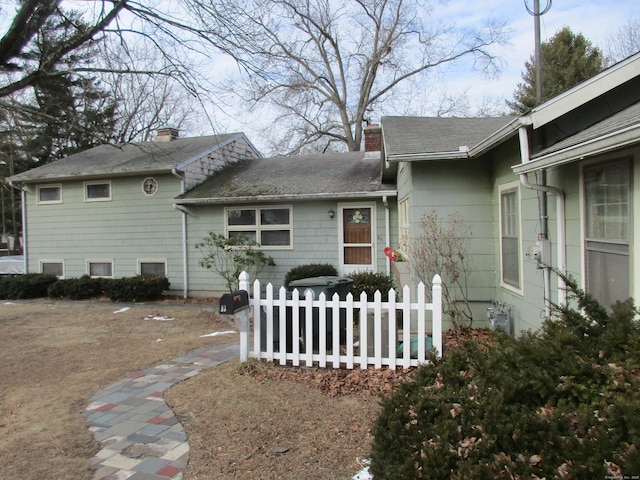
left=139, top=260, right=166, bottom=276
left=37, top=184, right=62, bottom=204
left=41, top=261, right=64, bottom=277
left=88, top=261, right=113, bottom=278
left=85, top=181, right=111, bottom=201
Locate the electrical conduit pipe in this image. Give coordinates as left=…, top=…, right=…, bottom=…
left=518, top=126, right=567, bottom=311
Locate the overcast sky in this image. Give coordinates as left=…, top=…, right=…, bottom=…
left=435, top=0, right=638, bottom=112
left=216, top=0, right=638, bottom=150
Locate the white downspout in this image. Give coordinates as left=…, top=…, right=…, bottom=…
left=172, top=169, right=188, bottom=298
left=518, top=127, right=567, bottom=310
left=20, top=189, right=26, bottom=271
left=383, top=195, right=391, bottom=275
left=8, top=181, right=27, bottom=272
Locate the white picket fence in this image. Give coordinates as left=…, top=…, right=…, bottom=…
left=236, top=272, right=442, bottom=369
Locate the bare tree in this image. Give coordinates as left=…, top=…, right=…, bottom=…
left=0, top=1, right=222, bottom=100
left=604, top=18, right=640, bottom=64
left=406, top=210, right=474, bottom=329
left=97, top=41, right=209, bottom=143
left=186, top=0, right=508, bottom=153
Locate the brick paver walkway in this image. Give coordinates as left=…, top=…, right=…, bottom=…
left=85, top=343, right=239, bottom=480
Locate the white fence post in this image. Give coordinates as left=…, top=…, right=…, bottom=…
left=238, top=271, right=250, bottom=362
left=432, top=274, right=443, bottom=357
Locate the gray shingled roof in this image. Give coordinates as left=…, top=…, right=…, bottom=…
left=382, top=116, right=517, bottom=156
left=177, top=151, right=396, bottom=203
left=532, top=101, right=640, bottom=159
left=9, top=133, right=244, bottom=183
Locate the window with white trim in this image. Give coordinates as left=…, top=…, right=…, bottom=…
left=139, top=260, right=167, bottom=276
left=226, top=206, right=292, bottom=248
left=85, top=181, right=111, bottom=201
left=500, top=185, right=521, bottom=289
left=142, top=178, right=158, bottom=196
left=41, top=261, right=64, bottom=277
left=584, top=159, right=631, bottom=308
left=88, top=261, right=113, bottom=278
left=37, top=184, right=62, bottom=204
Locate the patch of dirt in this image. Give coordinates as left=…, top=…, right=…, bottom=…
left=0, top=298, right=495, bottom=480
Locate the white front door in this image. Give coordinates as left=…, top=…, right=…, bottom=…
left=339, top=203, right=376, bottom=275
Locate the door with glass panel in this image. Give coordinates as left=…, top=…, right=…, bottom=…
left=339, top=204, right=375, bottom=275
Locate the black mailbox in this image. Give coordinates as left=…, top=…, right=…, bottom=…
left=219, top=290, right=249, bottom=314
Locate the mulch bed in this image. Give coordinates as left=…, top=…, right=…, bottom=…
left=245, top=328, right=496, bottom=397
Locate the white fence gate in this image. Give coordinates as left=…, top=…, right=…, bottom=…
left=237, top=272, right=442, bottom=369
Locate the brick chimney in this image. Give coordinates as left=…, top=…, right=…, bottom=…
left=155, top=128, right=179, bottom=142
left=364, top=124, right=382, bottom=152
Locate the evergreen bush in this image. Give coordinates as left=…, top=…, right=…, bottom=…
left=47, top=275, right=105, bottom=300
left=102, top=275, right=170, bottom=302
left=346, top=271, right=395, bottom=300
left=370, top=277, right=640, bottom=479
left=0, top=273, right=58, bottom=299
left=283, top=263, right=338, bottom=289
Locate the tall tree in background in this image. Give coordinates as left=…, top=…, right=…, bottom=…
left=508, top=27, right=604, bottom=114
left=187, top=0, right=508, bottom=153
left=2, top=10, right=117, bottom=167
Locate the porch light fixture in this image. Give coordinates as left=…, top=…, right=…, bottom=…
left=328, top=209, right=335, bottom=218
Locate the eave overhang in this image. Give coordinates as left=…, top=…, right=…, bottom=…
left=174, top=190, right=398, bottom=205
left=512, top=123, right=640, bottom=175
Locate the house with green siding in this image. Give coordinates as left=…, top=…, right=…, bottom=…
left=7, top=51, right=640, bottom=336
left=173, top=147, right=398, bottom=295
left=381, top=51, right=640, bottom=334
left=7, top=127, right=398, bottom=297
left=7, top=129, right=262, bottom=295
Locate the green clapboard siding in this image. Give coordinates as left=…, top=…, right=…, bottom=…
left=26, top=174, right=185, bottom=290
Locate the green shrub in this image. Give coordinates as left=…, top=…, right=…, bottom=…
left=0, top=273, right=58, bottom=299
left=346, top=271, right=394, bottom=300
left=47, top=275, right=105, bottom=300
left=284, top=263, right=338, bottom=289
left=102, top=275, right=170, bottom=302
left=370, top=277, right=640, bottom=479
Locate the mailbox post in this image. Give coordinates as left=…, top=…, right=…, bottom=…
left=218, top=271, right=251, bottom=362
left=219, top=290, right=249, bottom=314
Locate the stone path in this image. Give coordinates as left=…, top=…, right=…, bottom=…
left=85, top=343, right=239, bottom=480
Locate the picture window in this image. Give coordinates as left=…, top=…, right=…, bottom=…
left=226, top=206, right=292, bottom=248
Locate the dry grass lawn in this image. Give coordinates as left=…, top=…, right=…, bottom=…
left=0, top=299, right=380, bottom=480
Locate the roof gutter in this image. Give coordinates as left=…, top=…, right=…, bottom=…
left=10, top=168, right=174, bottom=185
left=175, top=190, right=398, bottom=205
left=386, top=150, right=468, bottom=163
left=513, top=123, right=640, bottom=174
